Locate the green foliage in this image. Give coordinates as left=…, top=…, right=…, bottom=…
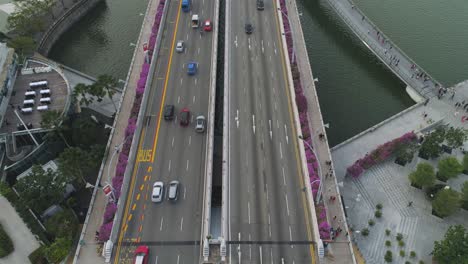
left=400, top=250, right=405, bottom=257
left=70, top=116, right=101, bottom=147
left=73, top=83, right=94, bottom=106
left=384, top=250, right=393, bottom=262
left=375, top=210, right=382, bottom=218
left=362, top=228, right=369, bottom=236
left=6, top=35, right=35, bottom=55
left=0, top=222, right=14, bottom=257
left=0, top=182, right=49, bottom=244
left=398, top=240, right=405, bottom=247
left=395, top=141, right=418, bottom=164
left=444, top=127, right=467, bottom=149
left=368, top=219, right=375, bottom=226
left=396, top=233, right=403, bottom=241
left=463, top=154, right=468, bottom=172
left=40, top=110, right=70, bottom=147
left=410, top=251, right=416, bottom=258
left=405, top=262, right=411, bottom=264
left=437, top=157, right=463, bottom=181
left=432, top=188, right=461, bottom=217
left=15, top=165, right=67, bottom=213
left=418, top=261, right=425, bottom=264
left=433, top=225, right=468, bottom=263
left=57, top=147, right=94, bottom=186
left=385, top=229, right=391, bottom=236
left=28, top=245, right=48, bottom=264
left=408, top=163, right=436, bottom=188
left=385, top=240, right=391, bottom=247
left=419, top=127, right=446, bottom=159
left=376, top=203, right=383, bottom=210
left=462, top=181, right=468, bottom=210
left=44, top=236, right=72, bottom=263
left=44, top=209, right=78, bottom=239
left=73, top=75, right=118, bottom=111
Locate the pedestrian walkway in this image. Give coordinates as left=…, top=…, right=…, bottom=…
left=324, top=0, right=441, bottom=100
left=0, top=196, right=40, bottom=264
left=71, top=0, right=161, bottom=262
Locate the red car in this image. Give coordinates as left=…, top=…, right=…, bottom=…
left=204, top=20, right=212, bottom=31
left=133, top=245, right=149, bottom=264
left=179, top=108, right=190, bottom=126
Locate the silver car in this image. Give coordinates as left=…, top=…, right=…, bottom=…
left=195, top=115, right=206, bottom=133
left=152, top=181, right=164, bottom=203
left=168, top=180, right=180, bottom=201
left=176, top=40, right=184, bottom=53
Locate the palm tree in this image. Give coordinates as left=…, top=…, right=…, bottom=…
left=40, top=110, right=71, bottom=147
left=95, top=75, right=118, bottom=112
left=73, top=83, right=94, bottom=106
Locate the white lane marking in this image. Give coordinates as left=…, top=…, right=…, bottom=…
left=177, top=255, right=180, bottom=264
left=234, top=35, right=238, bottom=48
left=155, top=256, right=159, bottom=264
left=182, top=63, right=185, bottom=69
left=172, top=137, right=175, bottom=147
left=284, top=124, right=289, bottom=144
left=189, top=135, right=191, bottom=146
left=180, top=217, right=184, bottom=231
left=198, top=47, right=200, bottom=54
left=160, top=217, right=164, bottom=231
left=259, top=246, right=263, bottom=264
left=268, top=41, right=270, bottom=47
left=186, top=33, right=188, bottom=41
left=260, top=102, right=262, bottom=110
left=168, top=160, right=171, bottom=171
left=280, top=142, right=283, bottom=159
left=268, top=214, right=272, bottom=237
left=186, top=160, right=189, bottom=171
left=277, top=120, right=279, bottom=129
left=248, top=201, right=251, bottom=224
left=271, top=250, right=273, bottom=264
left=274, top=48, right=277, bottom=54
left=235, top=109, right=239, bottom=128
left=269, top=120, right=272, bottom=140
left=183, top=187, right=186, bottom=200
left=274, top=101, right=277, bottom=110
left=269, top=55, right=272, bottom=62
left=249, top=234, right=252, bottom=260
left=289, top=226, right=293, bottom=248
left=252, top=115, right=256, bottom=134
left=261, top=40, right=264, bottom=53
left=285, top=194, right=290, bottom=216
left=282, top=167, right=286, bottom=185
left=238, top=233, right=242, bottom=263
left=195, top=78, right=198, bottom=86
left=266, top=183, right=269, bottom=202
left=193, top=95, right=196, bottom=103
left=177, top=96, right=180, bottom=104
left=180, top=78, right=183, bottom=86
left=248, top=37, right=251, bottom=50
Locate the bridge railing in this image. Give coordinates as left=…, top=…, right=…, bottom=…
left=325, top=0, right=440, bottom=99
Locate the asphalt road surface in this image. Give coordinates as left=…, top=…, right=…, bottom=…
left=226, top=0, right=316, bottom=263
left=112, top=0, right=216, bottom=262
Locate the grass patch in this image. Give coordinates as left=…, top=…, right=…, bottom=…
left=0, top=222, right=14, bottom=257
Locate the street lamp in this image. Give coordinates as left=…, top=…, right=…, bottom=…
left=298, top=135, right=323, bottom=204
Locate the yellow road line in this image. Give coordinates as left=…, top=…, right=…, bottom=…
left=273, top=0, right=316, bottom=262
left=136, top=193, right=141, bottom=201
left=132, top=204, right=136, bottom=211
left=140, top=184, right=144, bottom=191
left=127, top=214, right=133, bottom=222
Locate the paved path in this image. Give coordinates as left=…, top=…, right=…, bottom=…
left=0, top=196, right=40, bottom=264
left=325, top=0, right=442, bottom=100
left=72, top=0, right=160, bottom=262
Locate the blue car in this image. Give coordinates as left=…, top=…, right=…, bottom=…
left=187, top=61, right=198, bottom=75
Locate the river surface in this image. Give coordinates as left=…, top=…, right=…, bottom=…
left=49, top=0, right=468, bottom=146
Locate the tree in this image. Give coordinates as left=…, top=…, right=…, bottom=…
left=433, top=225, right=468, bottom=263
left=445, top=127, right=468, bottom=149
left=57, top=147, right=93, bottom=186
left=7, top=0, right=48, bottom=35
left=44, top=236, right=72, bottom=263
left=73, top=83, right=94, bottom=106
left=41, top=110, right=70, bottom=147
left=437, top=157, right=463, bottom=181
left=462, top=181, right=468, bottom=210
left=15, top=165, right=67, bottom=213
left=95, top=74, right=119, bottom=112
left=432, top=188, right=460, bottom=217
left=408, top=163, right=436, bottom=188
left=463, top=154, right=468, bottom=172
left=6, top=35, right=35, bottom=58
left=0, top=223, right=14, bottom=257
left=419, top=127, right=446, bottom=159
left=44, top=209, right=78, bottom=239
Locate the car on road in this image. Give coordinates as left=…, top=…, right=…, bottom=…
left=257, top=0, right=264, bottom=10
left=151, top=181, right=164, bottom=203
left=133, top=245, right=149, bottom=264
left=176, top=40, right=184, bottom=53
left=204, top=20, right=212, bottom=31
left=245, top=23, right=253, bottom=34
left=195, top=115, right=206, bottom=133
left=163, top=104, right=175, bottom=120
left=187, top=61, right=198, bottom=75
left=168, top=180, right=180, bottom=201
left=179, top=108, right=190, bottom=126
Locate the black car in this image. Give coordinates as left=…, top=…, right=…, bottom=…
left=163, top=104, right=175, bottom=120
left=256, top=0, right=264, bottom=10
left=245, top=23, right=253, bottom=34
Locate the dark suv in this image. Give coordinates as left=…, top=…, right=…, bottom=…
left=163, top=105, right=175, bottom=120
left=245, top=23, right=253, bottom=34
left=257, top=0, right=264, bottom=10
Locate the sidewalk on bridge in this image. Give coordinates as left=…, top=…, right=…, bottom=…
left=285, top=0, right=355, bottom=262
left=73, top=0, right=161, bottom=262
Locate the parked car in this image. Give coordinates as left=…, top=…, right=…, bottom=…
left=133, top=245, right=149, bottom=264
left=179, top=108, right=190, bottom=126
left=151, top=181, right=164, bottom=203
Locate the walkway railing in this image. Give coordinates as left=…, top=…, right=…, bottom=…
left=325, top=0, right=442, bottom=100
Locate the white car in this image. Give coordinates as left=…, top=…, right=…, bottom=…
left=176, top=40, right=184, bottom=53
left=195, top=115, right=206, bottom=133
left=152, top=181, right=164, bottom=203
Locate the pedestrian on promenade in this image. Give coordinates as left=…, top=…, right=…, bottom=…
left=333, top=215, right=337, bottom=220
left=424, top=98, right=430, bottom=106
left=408, top=201, right=413, bottom=207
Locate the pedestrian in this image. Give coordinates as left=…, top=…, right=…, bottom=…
left=332, top=196, right=336, bottom=202
left=362, top=15, right=365, bottom=20
left=333, top=215, right=337, bottom=220
left=408, top=201, right=413, bottom=207
left=345, top=232, right=349, bottom=237
left=451, top=92, right=455, bottom=100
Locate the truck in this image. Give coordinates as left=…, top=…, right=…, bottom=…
left=191, top=14, right=199, bottom=28
left=182, top=0, right=190, bottom=12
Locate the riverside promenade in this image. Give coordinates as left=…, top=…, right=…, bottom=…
left=324, top=0, right=442, bottom=101
left=331, top=80, right=468, bottom=263
left=284, top=0, right=355, bottom=262
left=71, top=0, right=161, bottom=262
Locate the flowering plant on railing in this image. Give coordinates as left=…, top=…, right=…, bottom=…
left=347, top=131, right=417, bottom=178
